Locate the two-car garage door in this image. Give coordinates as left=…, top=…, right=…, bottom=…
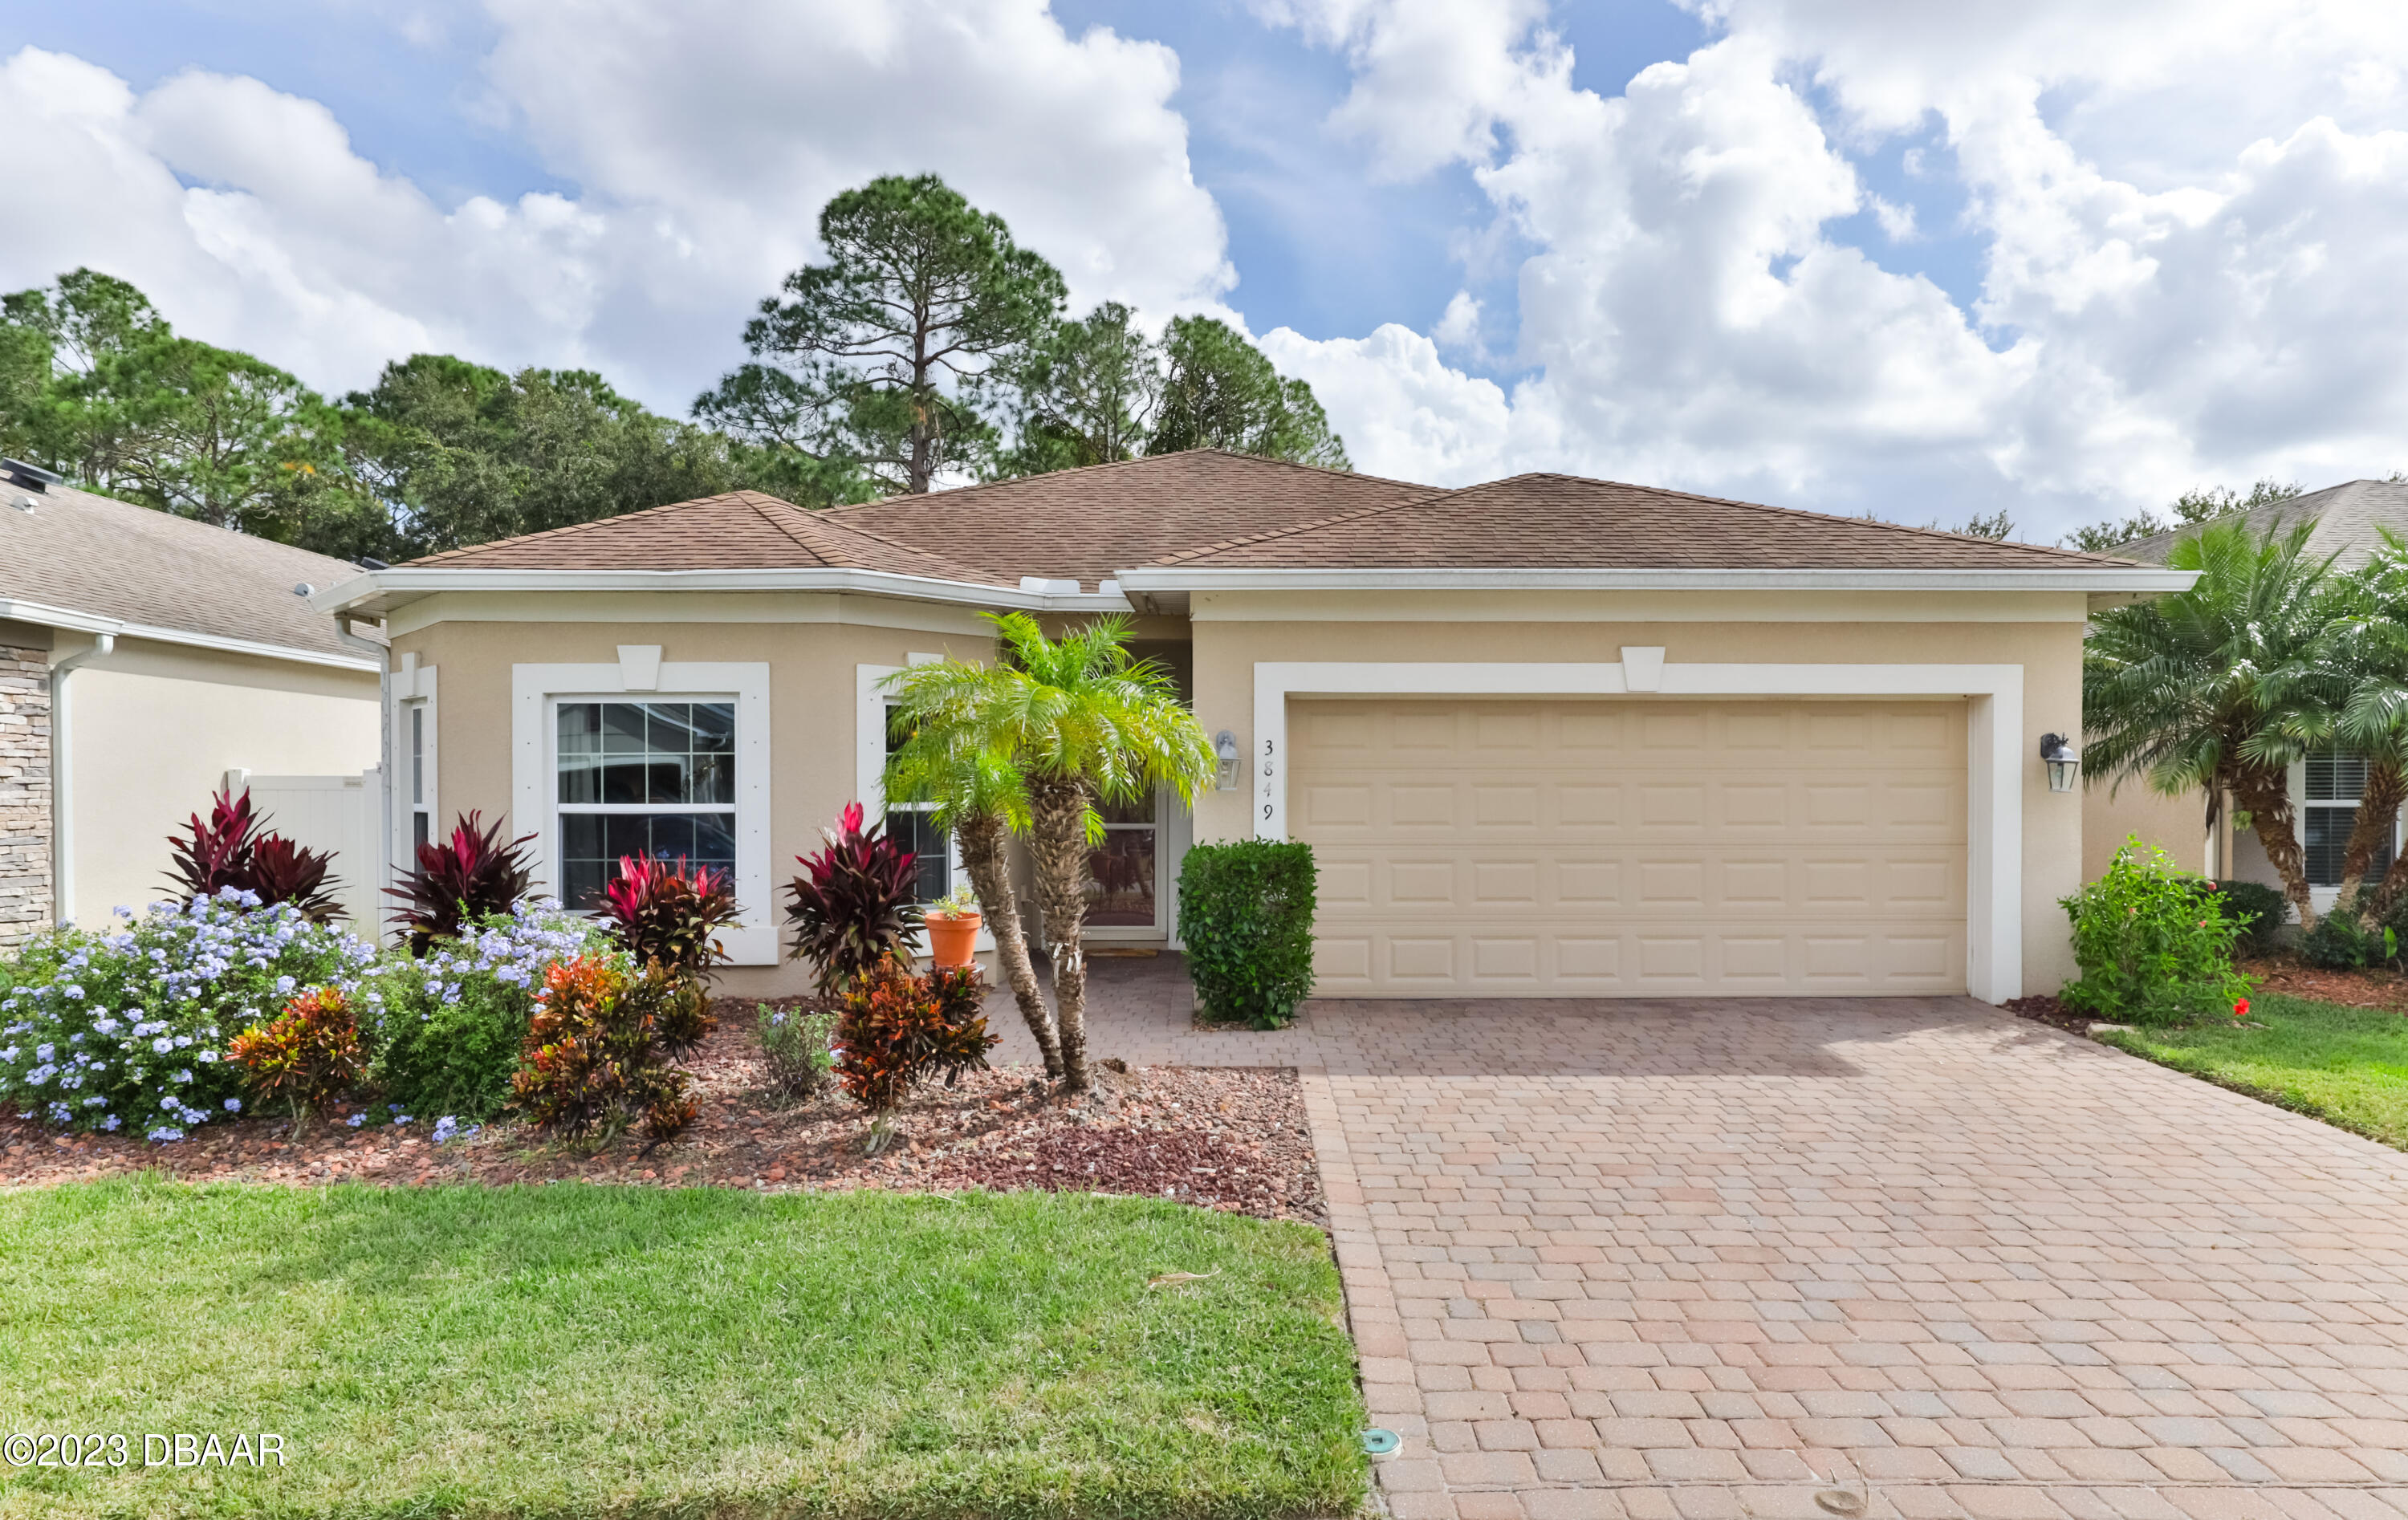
left=1291, top=698, right=1967, bottom=996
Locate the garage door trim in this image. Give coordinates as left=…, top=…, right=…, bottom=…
left=1251, top=658, right=2024, bottom=1002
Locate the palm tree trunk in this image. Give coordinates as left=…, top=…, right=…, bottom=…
left=2368, top=848, right=2408, bottom=921
left=954, top=809, right=1060, bottom=1079
left=2335, top=761, right=2407, bottom=911
left=1027, top=775, right=1094, bottom=1093
left=2231, top=763, right=2318, bottom=932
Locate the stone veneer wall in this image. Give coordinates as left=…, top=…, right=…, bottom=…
left=0, top=644, right=51, bottom=948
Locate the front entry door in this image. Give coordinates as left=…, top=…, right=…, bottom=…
left=1084, top=792, right=1162, bottom=936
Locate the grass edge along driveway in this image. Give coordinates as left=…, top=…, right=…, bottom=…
left=0, top=1178, right=1366, bottom=1520
left=2097, top=990, right=2408, bottom=1151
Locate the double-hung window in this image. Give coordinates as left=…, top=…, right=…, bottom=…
left=405, top=703, right=432, bottom=852
left=882, top=705, right=950, bottom=904
left=555, top=699, right=736, bottom=908
left=2304, top=748, right=2395, bottom=887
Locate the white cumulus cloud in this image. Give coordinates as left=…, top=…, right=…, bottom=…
left=1259, top=0, right=2408, bottom=531
left=0, top=0, right=1231, bottom=408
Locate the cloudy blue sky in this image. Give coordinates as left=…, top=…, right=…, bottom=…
left=5, top=0, right=2406, bottom=539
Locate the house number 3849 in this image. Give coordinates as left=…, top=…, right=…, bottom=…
left=1260, top=738, right=1276, bottom=820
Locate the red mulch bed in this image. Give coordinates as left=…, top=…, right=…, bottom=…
left=0, top=1007, right=1324, bottom=1225
left=2002, top=994, right=2093, bottom=1034
left=2239, top=954, right=2408, bottom=1014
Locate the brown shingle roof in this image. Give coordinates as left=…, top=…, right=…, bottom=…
left=405, top=490, right=1009, bottom=584
left=0, top=476, right=372, bottom=660
left=1151, top=473, right=2139, bottom=571
left=823, top=449, right=1438, bottom=589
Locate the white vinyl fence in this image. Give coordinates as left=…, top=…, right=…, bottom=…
left=228, top=767, right=384, bottom=937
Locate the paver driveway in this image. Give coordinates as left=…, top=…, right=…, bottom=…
left=995, top=960, right=2408, bottom=1520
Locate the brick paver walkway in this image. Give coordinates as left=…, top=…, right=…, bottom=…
left=999, top=957, right=2408, bottom=1520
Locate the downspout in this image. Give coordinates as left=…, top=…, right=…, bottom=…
left=48, top=632, right=114, bottom=926
left=336, top=619, right=393, bottom=945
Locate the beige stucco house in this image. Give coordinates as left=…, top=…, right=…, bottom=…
left=312, top=450, right=2189, bottom=1003
left=0, top=459, right=384, bottom=942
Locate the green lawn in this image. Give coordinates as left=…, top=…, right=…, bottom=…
left=2097, top=992, right=2408, bottom=1148
left=0, top=1179, right=1365, bottom=1520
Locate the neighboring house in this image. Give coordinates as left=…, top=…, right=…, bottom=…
left=0, top=460, right=384, bottom=942
left=312, top=449, right=2186, bottom=1002
left=2085, top=479, right=2408, bottom=908
left=2114, top=478, right=2408, bottom=570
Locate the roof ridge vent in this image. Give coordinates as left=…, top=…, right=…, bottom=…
left=2, top=457, right=63, bottom=493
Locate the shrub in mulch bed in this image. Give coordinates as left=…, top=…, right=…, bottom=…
left=2012, top=957, right=2408, bottom=1033
left=0, top=1006, right=1325, bottom=1225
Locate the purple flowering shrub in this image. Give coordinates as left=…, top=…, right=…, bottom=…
left=0, top=892, right=376, bottom=1140
left=359, top=900, right=617, bottom=1122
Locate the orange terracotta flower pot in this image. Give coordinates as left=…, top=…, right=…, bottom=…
left=925, top=910, right=982, bottom=969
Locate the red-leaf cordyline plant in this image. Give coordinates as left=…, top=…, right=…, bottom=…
left=165, top=786, right=345, bottom=923
left=596, top=853, right=743, bottom=986
left=2084, top=521, right=2343, bottom=933
left=384, top=811, right=537, bottom=954
left=783, top=803, right=923, bottom=994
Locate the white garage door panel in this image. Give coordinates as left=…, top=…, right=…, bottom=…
left=1293, top=699, right=1967, bottom=996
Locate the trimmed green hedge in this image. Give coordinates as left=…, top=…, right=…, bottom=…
left=1179, top=840, right=1317, bottom=1029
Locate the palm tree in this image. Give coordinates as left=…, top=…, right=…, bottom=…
left=882, top=612, right=1214, bottom=1091
left=879, top=689, right=1060, bottom=1079
left=2315, top=531, right=2408, bottom=915
left=2085, top=520, right=2343, bottom=931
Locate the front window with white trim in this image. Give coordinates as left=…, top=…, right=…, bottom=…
left=2304, top=749, right=2394, bottom=888
left=555, top=699, right=736, bottom=908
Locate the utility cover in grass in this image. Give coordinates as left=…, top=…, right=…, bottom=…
left=0, top=1178, right=1366, bottom=1519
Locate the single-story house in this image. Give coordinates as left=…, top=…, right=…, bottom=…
left=2085, top=478, right=2408, bottom=909
left=312, top=450, right=2189, bottom=1002
left=0, top=459, right=385, bottom=941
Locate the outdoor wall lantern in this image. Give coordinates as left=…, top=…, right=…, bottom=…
left=1214, top=730, right=1242, bottom=791
left=2040, top=733, right=2081, bottom=793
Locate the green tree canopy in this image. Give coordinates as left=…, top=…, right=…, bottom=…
left=2063, top=478, right=2300, bottom=554
left=1148, top=315, right=1348, bottom=470
left=698, top=173, right=1067, bottom=495
left=993, top=300, right=1162, bottom=477
left=2, top=271, right=356, bottom=543
left=340, top=355, right=811, bottom=559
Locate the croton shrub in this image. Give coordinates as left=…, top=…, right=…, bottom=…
left=511, top=956, right=714, bottom=1145
left=834, top=957, right=996, bottom=1112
